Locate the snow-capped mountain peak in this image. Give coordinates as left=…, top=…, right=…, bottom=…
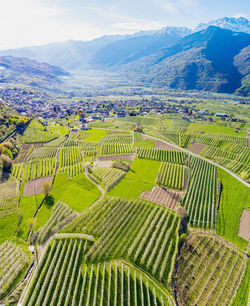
left=195, top=17, right=250, bottom=34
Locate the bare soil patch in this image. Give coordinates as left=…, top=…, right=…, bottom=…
left=97, top=153, right=136, bottom=161
left=238, top=209, right=250, bottom=241
left=140, top=186, right=179, bottom=210
left=23, top=176, right=52, bottom=196
left=155, top=140, right=178, bottom=150
left=188, top=142, right=206, bottom=154
left=94, top=160, right=112, bottom=167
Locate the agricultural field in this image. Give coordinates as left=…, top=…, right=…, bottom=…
left=157, top=162, right=186, bottom=190
left=88, top=166, right=125, bottom=190
left=0, top=113, right=249, bottom=305
left=0, top=240, right=29, bottom=298
left=50, top=173, right=101, bottom=212
left=23, top=236, right=174, bottom=305
left=35, top=201, right=78, bottom=244
left=185, top=123, right=247, bottom=138
left=140, top=186, right=179, bottom=210
left=99, top=143, right=133, bottom=156
left=64, top=196, right=180, bottom=285
left=136, top=147, right=186, bottom=164
left=182, top=156, right=218, bottom=229
left=22, top=120, right=59, bottom=144
left=109, top=157, right=162, bottom=198
left=134, top=133, right=156, bottom=148
left=176, top=232, right=247, bottom=306
left=84, top=128, right=107, bottom=142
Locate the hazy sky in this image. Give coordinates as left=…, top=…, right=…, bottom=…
left=0, top=0, right=249, bottom=49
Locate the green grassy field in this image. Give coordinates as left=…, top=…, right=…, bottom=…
left=109, top=158, right=161, bottom=198
left=84, top=128, right=107, bottom=142
left=216, top=169, right=249, bottom=249
left=186, top=122, right=246, bottom=137
left=50, top=173, right=101, bottom=212
left=232, top=259, right=250, bottom=306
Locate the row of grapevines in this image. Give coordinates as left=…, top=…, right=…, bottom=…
left=156, top=162, right=185, bottom=190
left=64, top=196, right=180, bottom=285
left=177, top=233, right=246, bottom=306
left=36, top=201, right=77, bottom=244
left=182, top=156, right=218, bottom=229
left=136, top=147, right=186, bottom=164
left=0, top=241, right=29, bottom=297
left=23, top=237, right=172, bottom=305
left=89, top=167, right=125, bottom=190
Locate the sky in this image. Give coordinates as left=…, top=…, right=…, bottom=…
left=0, top=0, right=249, bottom=49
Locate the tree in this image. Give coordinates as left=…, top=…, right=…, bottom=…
left=1, top=154, right=12, bottom=172
left=42, top=181, right=51, bottom=195
left=240, top=171, right=249, bottom=181
left=16, top=118, right=26, bottom=128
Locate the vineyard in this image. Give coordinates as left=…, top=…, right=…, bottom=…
left=134, top=133, right=156, bottom=148
left=22, top=120, right=59, bottom=144
left=157, top=162, right=186, bottom=190
left=0, top=241, right=29, bottom=297
left=182, top=156, right=218, bottom=229
left=23, top=236, right=173, bottom=305
left=99, top=144, right=133, bottom=156
left=12, top=158, right=56, bottom=180
left=14, top=144, right=37, bottom=163
left=1, top=117, right=249, bottom=306
left=136, top=147, right=186, bottom=164
left=200, top=145, right=250, bottom=180
left=64, top=196, right=180, bottom=285
left=0, top=198, right=19, bottom=216
left=58, top=146, right=85, bottom=178
left=36, top=201, right=78, bottom=244
left=29, top=146, right=57, bottom=160
left=0, top=180, right=20, bottom=198
left=176, top=233, right=246, bottom=306
left=99, top=134, right=132, bottom=144
left=89, top=166, right=125, bottom=190
left=79, top=141, right=98, bottom=158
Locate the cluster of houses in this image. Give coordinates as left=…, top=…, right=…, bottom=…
left=0, top=86, right=245, bottom=125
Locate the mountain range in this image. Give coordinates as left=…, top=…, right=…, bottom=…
left=0, top=17, right=249, bottom=95
left=0, top=56, right=69, bottom=90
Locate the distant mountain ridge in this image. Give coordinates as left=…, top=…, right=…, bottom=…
left=0, top=56, right=69, bottom=89
left=121, top=26, right=250, bottom=94
left=195, top=17, right=250, bottom=34
left=0, top=17, right=249, bottom=95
